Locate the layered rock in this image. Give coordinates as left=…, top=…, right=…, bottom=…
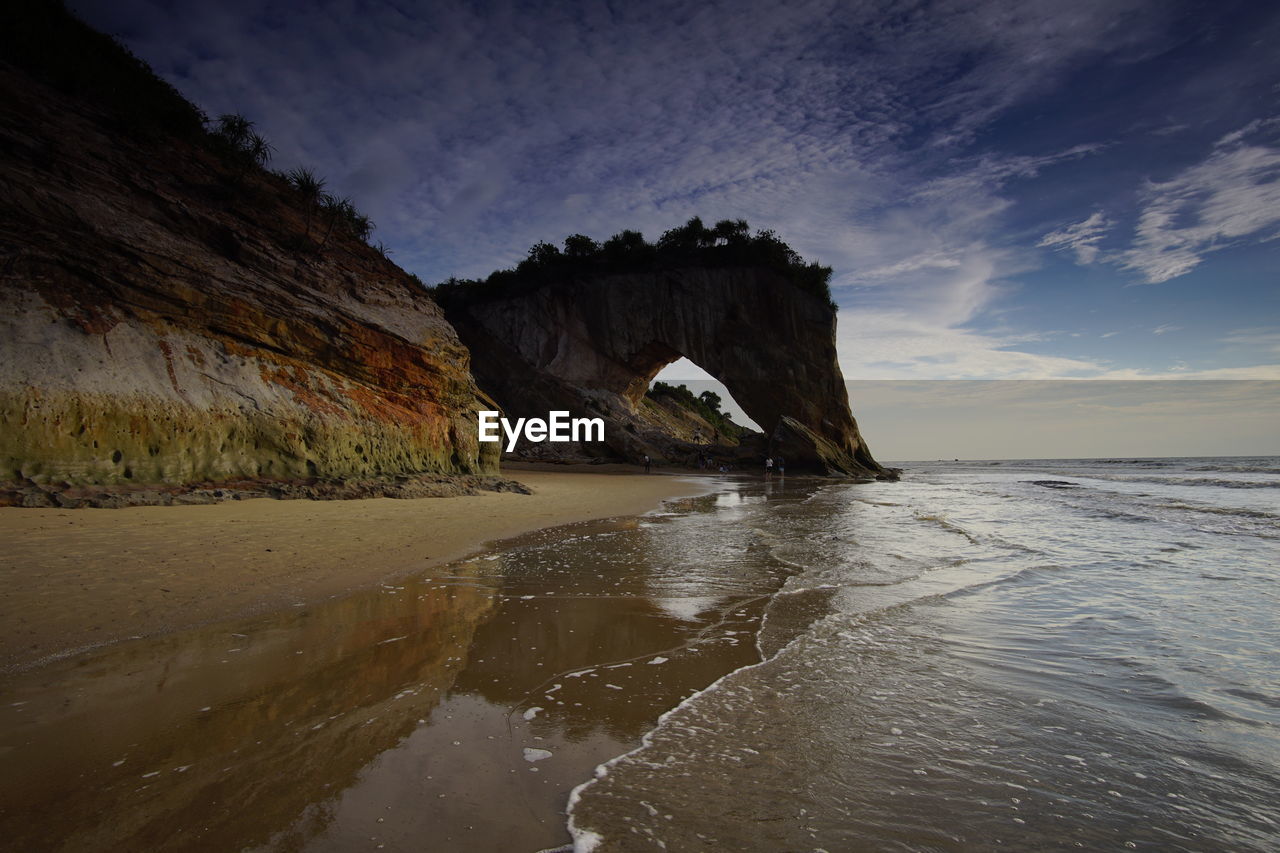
left=0, top=66, right=499, bottom=501
left=439, top=268, right=890, bottom=477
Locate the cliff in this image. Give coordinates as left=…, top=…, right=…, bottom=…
left=439, top=267, right=890, bottom=478
left=0, top=49, right=501, bottom=505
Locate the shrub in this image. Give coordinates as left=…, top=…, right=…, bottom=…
left=210, top=114, right=275, bottom=172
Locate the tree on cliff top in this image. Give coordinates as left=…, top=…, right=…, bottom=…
left=437, top=217, right=836, bottom=309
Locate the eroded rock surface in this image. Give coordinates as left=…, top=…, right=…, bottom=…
left=0, top=67, right=499, bottom=497
left=440, top=269, right=890, bottom=477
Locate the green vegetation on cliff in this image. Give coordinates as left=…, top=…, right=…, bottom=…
left=647, top=381, right=746, bottom=439
left=1, top=0, right=376, bottom=255
left=435, top=217, right=836, bottom=308
left=0, top=0, right=205, bottom=140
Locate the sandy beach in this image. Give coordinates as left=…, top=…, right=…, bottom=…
left=0, top=469, right=712, bottom=670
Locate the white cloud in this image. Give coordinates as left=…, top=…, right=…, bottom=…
left=836, top=309, right=1112, bottom=379
left=1118, top=121, right=1280, bottom=283
left=1038, top=211, right=1111, bottom=263
left=1152, top=324, right=1182, bottom=335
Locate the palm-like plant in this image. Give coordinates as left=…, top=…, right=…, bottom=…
left=285, top=167, right=326, bottom=240
left=317, top=193, right=348, bottom=248
left=247, top=132, right=274, bottom=167
left=350, top=211, right=374, bottom=242
left=214, top=113, right=252, bottom=149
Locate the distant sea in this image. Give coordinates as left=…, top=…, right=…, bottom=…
left=569, top=457, right=1280, bottom=851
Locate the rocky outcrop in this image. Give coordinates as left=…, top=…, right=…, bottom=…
left=439, top=268, right=890, bottom=477
left=0, top=64, right=500, bottom=500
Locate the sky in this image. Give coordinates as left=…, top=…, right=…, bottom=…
left=68, top=0, right=1279, bottom=455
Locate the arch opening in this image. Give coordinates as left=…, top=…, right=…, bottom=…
left=650, top=359, right=763, bottom=434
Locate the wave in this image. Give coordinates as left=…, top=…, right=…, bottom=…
left=1133, top=477, right=1278, bottom=489
left=1152, top=502, right=1280, bottom=521
left=912, top=512, right=981, bottom=545
left=1050, top=472, right=1279, bottom=490
left=929, top=457, right=1280, bottom=475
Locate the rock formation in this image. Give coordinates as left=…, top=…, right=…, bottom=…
left=0, top=59, right=500, bottom=504
left=439, top=268, right=891, bottom=478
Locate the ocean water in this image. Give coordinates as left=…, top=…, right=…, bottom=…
left=568, top=457, right=1280, bottom=851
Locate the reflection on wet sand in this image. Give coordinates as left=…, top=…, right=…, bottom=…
left=0, top=484, right=806, bottom=851
left=0, top=562, right=500, bottom=851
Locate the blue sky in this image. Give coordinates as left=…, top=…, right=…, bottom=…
left=71, top=0, right=1280, bottom=381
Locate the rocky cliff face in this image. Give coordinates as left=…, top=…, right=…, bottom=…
left=0, top=66, right=500, bottom=502
left=440, top=268, right=890, bottom=477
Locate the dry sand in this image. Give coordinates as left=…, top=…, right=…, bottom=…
left=0, top=469, right=714, bottom=669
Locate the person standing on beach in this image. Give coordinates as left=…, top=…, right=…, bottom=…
left=776, top=454, right=785, bottom=476
left=643, top=454, right=651, bottom=474
left=765, top=456, right=774, bottom=476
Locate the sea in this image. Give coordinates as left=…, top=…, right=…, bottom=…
left=567, top=456, right=1280, bottom=851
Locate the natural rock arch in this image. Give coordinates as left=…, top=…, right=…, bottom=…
left=439, top=266, right=889, bottom=477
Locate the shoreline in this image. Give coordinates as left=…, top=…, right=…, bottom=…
left=0, top=468, right=716, bottom=671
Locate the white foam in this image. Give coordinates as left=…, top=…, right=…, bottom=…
left=566, top=639, right=788, bottom=850
left=570, top=828, right=603, bottom=852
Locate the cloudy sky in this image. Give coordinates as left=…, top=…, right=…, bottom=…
left=72, top=0, right=1279, bottom=384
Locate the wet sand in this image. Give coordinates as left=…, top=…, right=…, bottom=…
left=0, top=480, right=786, bottom=852
left=0, top=470, right=712, bottom=670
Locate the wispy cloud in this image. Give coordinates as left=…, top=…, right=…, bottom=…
left=1152, top=324, right=1182, bottom=335
left=1038, top=211, right=1111, bottom=264
left=836, top=312, right=1113, bottom=379
left=1117, top=120, right=1280, bottom=283
left=1222, top=327, right=1280, bottom=355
